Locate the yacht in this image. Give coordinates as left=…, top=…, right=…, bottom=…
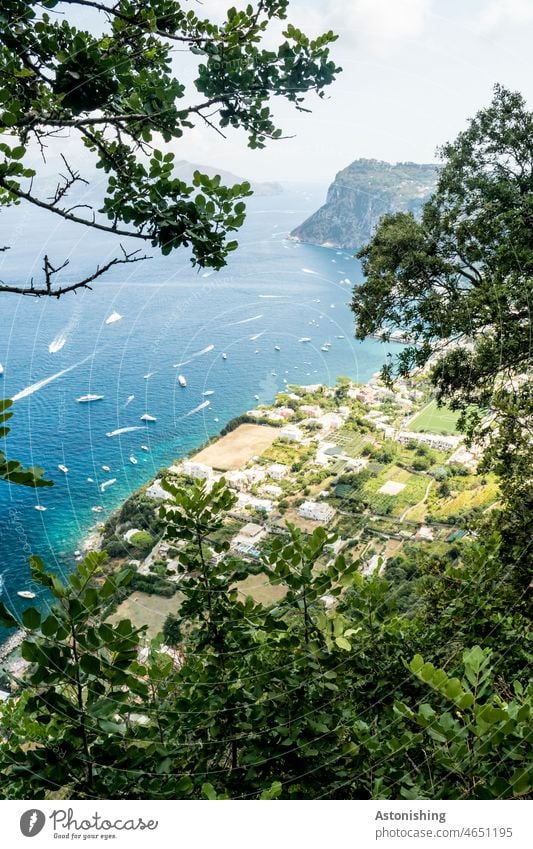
left=58, top=464, right=69, bottom=474
left=178, top=374, right=187, bottom=387
left=34, top=505, right=47, bottom=511
left=87, top=477, right=94, bottom=483
left=0, top=363, right=4, bottom=375
left=17, top=590, right=36, bottom=600
left=141, top=445, right=150, bottom=452
left=202, top=390, right=215, bottom=396
left=105, top=311, right=122, bottom=325
left=129, top=455, right=138, bottom=465
left=77, top=394, right=104, bottom=403
left=140, top=414, right=157, bottom=422
left=254, top=394, right=260, bottom=401
left=91, top=505, right=103, bottom=513
left=299, top=337, right=311, bottom=342
left=102, top=465, right=111, bottom=472
left=321, top=345, right=330, bottom=352
left=222, top=353, right=228, bottom=360
left=274, top=345, right=280, bottom=351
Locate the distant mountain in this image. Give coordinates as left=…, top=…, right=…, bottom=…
left=290, top=159, right=439, bottom=250
left=173, top=160, right=283, bottom=196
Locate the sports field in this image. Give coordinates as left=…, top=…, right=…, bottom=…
left=408, top=400, right=461, bottom=435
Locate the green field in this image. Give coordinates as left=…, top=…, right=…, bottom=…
left=408, top=400, right=461, bottom=435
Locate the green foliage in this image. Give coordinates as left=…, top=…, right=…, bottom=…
left=128, top=530, right=154, bottom=552
left=0, top=0, right=340, bottom=288
left=0, top=399, right=52, bottom=487
left=162, top=614, right=181, bottom=647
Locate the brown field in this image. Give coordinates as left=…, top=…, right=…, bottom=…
left=193, top=424, right=279, bottom=471
left=108, top=591, right=183, bottom=638
left=235, top=573, right=287, bottom=606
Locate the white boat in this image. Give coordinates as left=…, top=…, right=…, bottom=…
left=178, top=374, right=187, bottom=387
left=129, top=455, right=138, bottom=465
left=141, top=445, right=150, bottom=452
left=336, top=335, right=345, bottom=339
left=87, top=477, right=94, bottom=483
left=102, top=465, right=111, bottom=472
left=222, top=353, right=227, bottom=360
left=100, top=478, right=116, bottom=492
left=0, top=363, right=3, bottom=375
left=254, top=394, right=260, bottom=400
left=202, top=390, right=215, bottom=396
left=48, top=334, right=66, bottom=354
left=105, top=311, right=122, bottom=325
left=74, top=550, right=81, bottom=556
left=299, top=337, right=311, bottom=342
left=58, top=464, right=69, bottom=474
left=214, top=417, right=219, bottom=422
left=321, top=345, right=330, bottom=352
left=144, top=372, right=154, bottom=380
left=91, top=505, right=103, bottom=513
left=17, top=590, right=36, bottom=599
left=77, top=394, right=104, bottom=403
left=271, top=371, right=277, bottom=376
left=254, top=349, right=259, bottom=354
left=140, top=414, right=157, bottom=422
left=125, top=394, right=135, bottom=406
left=274, top=345, right=280, bottom=351
left=34, top=505, right=47, bottom=511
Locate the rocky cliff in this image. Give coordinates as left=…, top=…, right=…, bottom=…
left=290, top=159, right=438, bottom=250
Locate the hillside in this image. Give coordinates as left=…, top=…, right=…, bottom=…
left=290, top=159, right=438, bottom=250
left=174, top=159, right=283, bottom=196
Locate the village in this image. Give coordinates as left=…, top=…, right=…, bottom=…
left=83, top=370, right=498, bottom=637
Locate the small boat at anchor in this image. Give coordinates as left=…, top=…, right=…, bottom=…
left=178, top=374, right=187, bottom=387
left=140, top=414, right=157, bottom=422
left=17, top=590, right=36, bottom=599
left=58, top=464, right=69, bottom=474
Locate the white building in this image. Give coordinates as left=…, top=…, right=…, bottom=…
left=396, top=430, right=460, bottom=452
left=280, top=425, right=303, bottom=442
left=298, top=500, right=336, bottom=524
left=317, top=412, right=343, bottom=433
left=236, top=493, right=273, bottom=514
left=267, top=462, right=288, bottom=481
left=300, top=404, right=323, bottom=418
left=262, top=484, right=283, bottom=497
left=146, top=479, right=172, bottom=500
left=182, top=461, right=213, bottom=480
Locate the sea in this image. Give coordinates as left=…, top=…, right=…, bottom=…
left=0, top=182, right=401, bottom=640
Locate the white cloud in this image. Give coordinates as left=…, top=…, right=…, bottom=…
left=332, top=0, right=431, bottom=51
left=479, top=0, right=533, bottom=31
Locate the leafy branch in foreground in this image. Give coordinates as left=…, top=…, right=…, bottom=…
left=0, top=479, right=530, bottom=799
left=0, top=0, right=340, bottom=294
left=0, top=398, right=51, bottom=486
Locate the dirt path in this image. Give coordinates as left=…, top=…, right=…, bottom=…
left=400, top=478, right=433, bottom=522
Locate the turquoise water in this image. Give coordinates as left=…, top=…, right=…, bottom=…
left=0, top=184, right=399, bottom=635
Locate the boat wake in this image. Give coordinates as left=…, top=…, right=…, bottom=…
left=106, top=426, right=143, bottom=438
left=173, top=344, right=214, bottom=368
left=13, top=352, right=97, bottom=402
left=230, top=314, right=263, bottom=326
left=182, top=400, right=210, bottom=418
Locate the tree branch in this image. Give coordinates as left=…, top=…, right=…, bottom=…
left=0, top=246, right=150, bottom=297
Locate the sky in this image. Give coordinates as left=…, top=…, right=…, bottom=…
left=170, top=0, right=533, bottom=182
left=18, top=0, right=533, bottom=186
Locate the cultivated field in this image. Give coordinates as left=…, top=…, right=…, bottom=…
left=108, top=591, right=183, bottom=638
left=193, top=424, right=279, bottom=470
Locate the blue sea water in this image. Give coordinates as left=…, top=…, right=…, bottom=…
left=0, top=183, right=400, bottom=636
